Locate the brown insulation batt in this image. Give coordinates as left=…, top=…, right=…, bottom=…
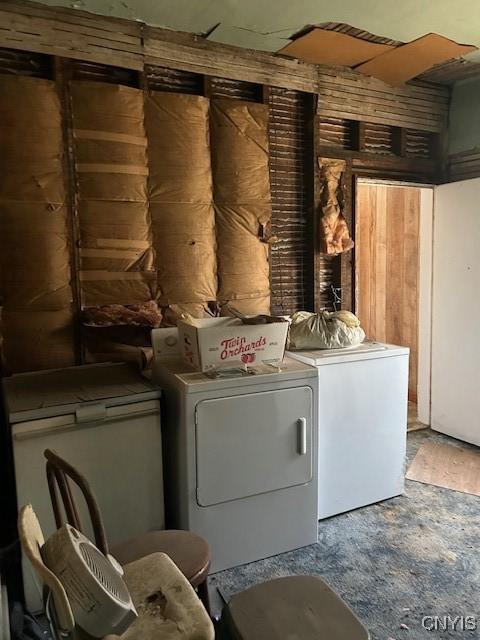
left=318, top=158, right=354, bottom=256
left=146, top=92, right=216, bottom=313
left=0, top=75, right=75, bottom=372
left=211, top=99, right=272, bottom=315
left=70, top=81, right=156, bottom=308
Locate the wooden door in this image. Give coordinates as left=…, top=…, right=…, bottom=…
left=356, top=184, right=419, bottom=400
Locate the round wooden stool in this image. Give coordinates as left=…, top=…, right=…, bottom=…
left=219, top=575, right=370, bottom=640
left=111, top=530, right=211, bottom=611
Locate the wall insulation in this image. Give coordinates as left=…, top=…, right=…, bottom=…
left=70, top=81, right=155, bottom=308
left=211, top=98, right=272, bottom=315
left=146, top=91, right=217, bottom=323
left=68, top=81, right=157, bottom=362
left=0, top=75, right=75, bottom=372
left=318, top=158, right=354, bottom=255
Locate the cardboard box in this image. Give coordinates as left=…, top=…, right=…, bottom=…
left=177, top=317, right=289, bottom=372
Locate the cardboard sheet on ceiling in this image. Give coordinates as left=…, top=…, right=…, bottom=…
left=356, top=33, right=477, bottom=86
left=210, top=99, right=272, bottom=315
left=278, top=28, right=394, bottom=66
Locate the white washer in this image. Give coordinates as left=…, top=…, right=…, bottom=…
left=151, top=338, right=318, bottom=573
left=287, top=343, right=409, bottom=519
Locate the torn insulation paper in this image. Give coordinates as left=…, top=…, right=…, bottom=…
left=318, top=158, right=354, bottom=256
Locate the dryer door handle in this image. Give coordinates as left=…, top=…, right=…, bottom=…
left=297, top=417, right=307, bottom=455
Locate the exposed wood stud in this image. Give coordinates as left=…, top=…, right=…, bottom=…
left=309, top=96, right=324, bottom=313
left=137, top=69, right=148, bottom=91
left=435, top=129, right=450, bottom=183
left=354, top=121, right=366, bottom=152
left=263, top=84, right=274, bottom=307
left=340, top=161, right=354, bottom=312
left=303, top=92, right=316, bottom=312
left=261, top=84, right=270, bottom=105
left=269, top=88, right=313, bottom=314
left=53, top=56, right=83, bottom=364
left=392, top=127, right=407, bottom=157
left=203, top=75, right=211, bottom=98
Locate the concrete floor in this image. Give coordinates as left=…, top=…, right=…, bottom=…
left=210, top=430, right=480, bottom=639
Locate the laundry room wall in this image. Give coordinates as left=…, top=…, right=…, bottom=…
left=0, top=1, right=449, bottom=374
left=448, top=77, right=480, bottom=181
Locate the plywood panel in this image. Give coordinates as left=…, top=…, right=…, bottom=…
left=356, top=184, right=419, bottom=399
left=406, top=442, right=480, bottom=497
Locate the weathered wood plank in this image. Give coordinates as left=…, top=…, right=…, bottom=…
left=319, top=147, right=436, bottom=175
left=320, top=106, right=442, bottom=133
left=340, top=161, right=354, bottom=311
left=0, top=0, right=140, bottom=36
left=0, top=0, right=449, bottom=134
left=317, top=82, right=448, bottom=113
left=0, top=2, right=143, bottom=70
left=144, top=32, right=318, bottom=94
left=448, top=148, right=480, bottom=182
left=318, top=65, right=449, bottom=101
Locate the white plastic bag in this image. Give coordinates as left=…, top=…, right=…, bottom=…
left=288, top=311, right=365, bottom=350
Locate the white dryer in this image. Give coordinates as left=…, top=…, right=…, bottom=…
left=288, top=343, right=409, bottom=520
left=151, top=334, right=318, bottom=573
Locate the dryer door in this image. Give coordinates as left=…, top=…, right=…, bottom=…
left=195, top=386, right=313, bottom=507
